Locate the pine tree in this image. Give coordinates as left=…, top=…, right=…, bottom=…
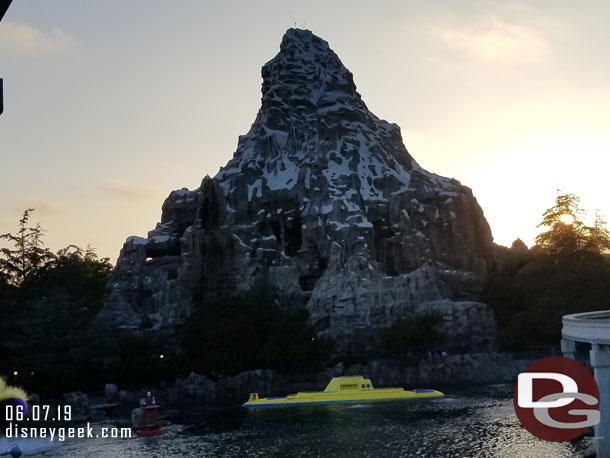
left=535, top=193, right=588, bottom=256
left=584, top=210, right=610, bottom=254
left=0, top=209, right=54, bottom=285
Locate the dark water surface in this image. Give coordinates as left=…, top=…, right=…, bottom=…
left=11, top=384, right=594, bottom=457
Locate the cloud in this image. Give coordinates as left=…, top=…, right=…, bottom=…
left=14, top=199, right=66, bottom=215
left=102, top=184, right=163, bottom=200
left=0, top=21, right=74, bottom=55
left=435, top=16, right=548, bottom=62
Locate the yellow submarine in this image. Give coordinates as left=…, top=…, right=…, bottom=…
left=242, top=376, right=443, bottom=407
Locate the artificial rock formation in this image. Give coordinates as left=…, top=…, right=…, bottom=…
left=99, top=29, right=496, bottom=354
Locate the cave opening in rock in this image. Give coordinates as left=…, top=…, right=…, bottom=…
left=284, top=215, right=302, bottom=256
left=298, top=252, right=329, bottom=292
left=298, top=274, right=318, bottom=291
left=319, top=256, right=328, bottom=271
left=270, top=219, right=282, bottom=244
left=199, top=184, right=219, bottom=231
left=145, top=243, right=181, bottom=259
left=372, top=219, right=395, bottom=240
left=372, top=219, right=400, bottom=276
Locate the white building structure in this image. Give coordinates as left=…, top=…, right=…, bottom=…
left=562, top=311, right=610, bottom=458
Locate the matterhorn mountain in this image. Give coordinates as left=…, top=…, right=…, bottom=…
left=100, top=29, right=496, bottom=354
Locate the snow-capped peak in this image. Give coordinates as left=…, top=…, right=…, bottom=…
left=215, top=28, right=452, bottom=207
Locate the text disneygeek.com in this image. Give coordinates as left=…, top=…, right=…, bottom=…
left=5, top=423, right=132, bottom=441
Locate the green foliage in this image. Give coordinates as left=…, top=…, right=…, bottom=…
left=0, top=271, right=15, bottom=302
left=0, top=209, right=114, bottom=394
left=117, top=331, right=155, bottom=364
left=107, top=331, right=174, bottom=388
left=0, top=209, right=54, bottom=285
left=0, top=209, right=333, bottom=393
left=535, top=193, right=585, bottom=256
left=484, top=193, right=610, bottom=350
left=485, top=252, right=610, bottom=350
left=583, top=211, right=610, bottom=254
left=26, top=244, right=113, bottom=308
left=534, top=193, right=610, bottom=257
left=182, top=287, right=334, bottom=375
left=380, top=311, right=445, bottom=357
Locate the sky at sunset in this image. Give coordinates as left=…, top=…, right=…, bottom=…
left=1, top=1, right=610, bottom=262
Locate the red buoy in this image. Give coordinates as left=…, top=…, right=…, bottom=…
left=136, top=404, right=165, bottom=437
left=136, top=426, right=166, bottom=437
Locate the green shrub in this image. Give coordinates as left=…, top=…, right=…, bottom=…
left=380, top=311, right=445, bottom=357
left=484, top=249, right=610, bottom=351
left=182, top=286, right=333, bottom=375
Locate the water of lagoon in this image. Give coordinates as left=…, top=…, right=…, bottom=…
left=6, top=384, right=594, bottom=458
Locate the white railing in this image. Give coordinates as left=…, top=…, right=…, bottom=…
left=562, top=311, right=610, bottom=344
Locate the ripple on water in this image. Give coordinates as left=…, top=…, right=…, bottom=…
left=29, top=385, right=594, bottom=458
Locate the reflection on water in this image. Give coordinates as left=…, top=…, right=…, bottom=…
left=21, top=384, right=593, bottom=458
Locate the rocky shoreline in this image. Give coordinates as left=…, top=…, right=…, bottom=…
left=57, top=352, right=535, bottom=419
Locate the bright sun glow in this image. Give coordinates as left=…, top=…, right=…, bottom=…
left=560, top=214, right=574, bottom=225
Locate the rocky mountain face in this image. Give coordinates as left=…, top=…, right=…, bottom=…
left=99, top=29, right=496, bottom=355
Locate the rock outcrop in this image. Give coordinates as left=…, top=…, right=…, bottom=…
left=99, top=29, right=496, bottom=354
left=152, top=353, right=525, bottom=405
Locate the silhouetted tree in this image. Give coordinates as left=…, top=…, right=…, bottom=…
left=0, top=210, right=115, bottom=394
left=535, top=193, right=587, bottom=257
left=583, top=210, right=610, bottom=254
left=28, top=244, right=112, bottom=308
left=484, top=195, right=610, bottom=350
left=0, top=209, right=54, bottom=285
